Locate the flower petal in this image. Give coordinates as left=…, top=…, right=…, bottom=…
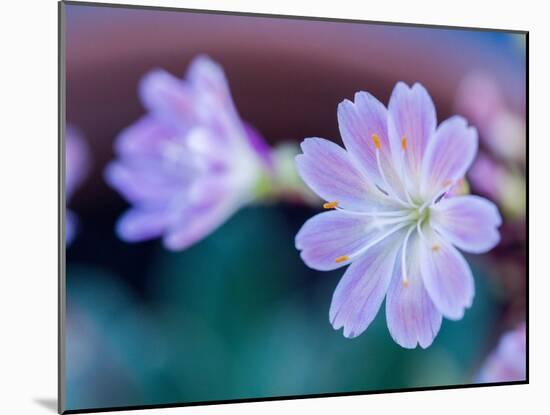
left=66, top=127, right=90, bottom=200
left=186, top=55, right=233, bottom=109
left=163, top=181, right=238, bottom=251
left=104, top=161, right=185, bottom=205
left=431, top=195, right=502, bottom=254
left=329, top=232, right=403, bottom=338
left=386, top=234, right=442, bottom=349
left=116, top=207, right=170, bottom=242
left=420, top=116, right=478, bottom=197
left=295, top=210, right=397, bottom=271
left=296, top=137, right=387, bottom=210
left=419, top=230, right=475, bottom=320
left=477, top=323, right=526, bottom=383
left=337, top=92, right=399, bottom=188
left=139, top=69, right=194, bottom=128
left=163, top=202, right=234, bottom=251
left=66, top=210, right=77, bottom=244
left=388, top=82, right=436, bottom=178
left=114, top=116, right=178, bottom=159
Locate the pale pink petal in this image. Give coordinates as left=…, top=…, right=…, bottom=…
left=295, top=210, right=396, bottom=271
left=419, top=231, right=475, bottom=320
left=337, top=92, right=399, bottom=190
left=388, top=82, right=437, bottom=178
left=330, top=232, right=403, bottom=338
left=420, top=116, right=478, bottom=198
left=431, top=195, right=501, bottom=254
left=386, top=234, right=442, bottom=349
left=296, top=137, right=385, bottom=210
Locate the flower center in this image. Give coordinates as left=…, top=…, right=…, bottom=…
left=411, top=203, right=430, bottom=225
left=319, top=133, right=452, bottom=287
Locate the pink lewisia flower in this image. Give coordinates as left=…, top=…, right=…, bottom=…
left=66, top=126, right=90, bottom=244
left=477, top=323, right=526, bottom=383
left=295, top=82, right=502, bottom=348
left=105, top=56, right=271, bottom=250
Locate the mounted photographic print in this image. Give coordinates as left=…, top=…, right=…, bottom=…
left=59, top=1, right=528, bottom=413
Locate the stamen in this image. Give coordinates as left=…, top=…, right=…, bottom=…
left=334, top=207, right=410, bottom=217
left=375, top=150, right=408, bottom=207
left=335, top=255, right=349, bottom=263
left=431, top=244, right=440, bottom=252
left=401, top=226, right=416, bottom=288
left=343, top=222, right=410, bottom=262
left=375, top=184, right=389, bottom=196
left=396, top=135, right=415, bottom=207
left=416, top=217, right=427, bottom=243
left=372, top=134, right=382, bottom=149
left=323, top=201, right=338, bottom=209
left=423, top=180, right=454, bottom=210
left=433, top=192, right=446, bottom=204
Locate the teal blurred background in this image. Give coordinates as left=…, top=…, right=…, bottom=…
left=66, top=206, right=506, bottom=410
left=64, top=3, right=526, bottom=412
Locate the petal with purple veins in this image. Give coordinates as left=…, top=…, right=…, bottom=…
left=431, top=195, right=502, bottom=254
left=388, top=82, right=436, bottom=178
left=337, top=92, right=400, bottom=192
left=295, top=210, right=398, bottom=271
left=419, top=230, right=475, bottom=320
left=330, top=232, right=403, bottom=338
left=420, top=116, right=478, bottom=198
left=296, top=137, right=388, bottom=210
left=386, top=233, right=442, bottom=349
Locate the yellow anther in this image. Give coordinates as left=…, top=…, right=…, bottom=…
left=372, top=134, right=381, bottom=150
left=335, top=255, right=349, bottom=263
left=431, top=244, right=441, bottom=252
left=401, top=136, right=407, bottom=151
left=323, top=201, right=339, bottom=209
left=402, top=279, right=409, bottom=288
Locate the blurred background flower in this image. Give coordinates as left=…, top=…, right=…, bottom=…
left=105, top=56, right=273, bottom=250
left=476, top=323, right=526, bottom=383
left=455, top=71, right=526, bottom=219
left=64, top=3, right=526, bottom=411
left=65, top=126, right=90, bottom=244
